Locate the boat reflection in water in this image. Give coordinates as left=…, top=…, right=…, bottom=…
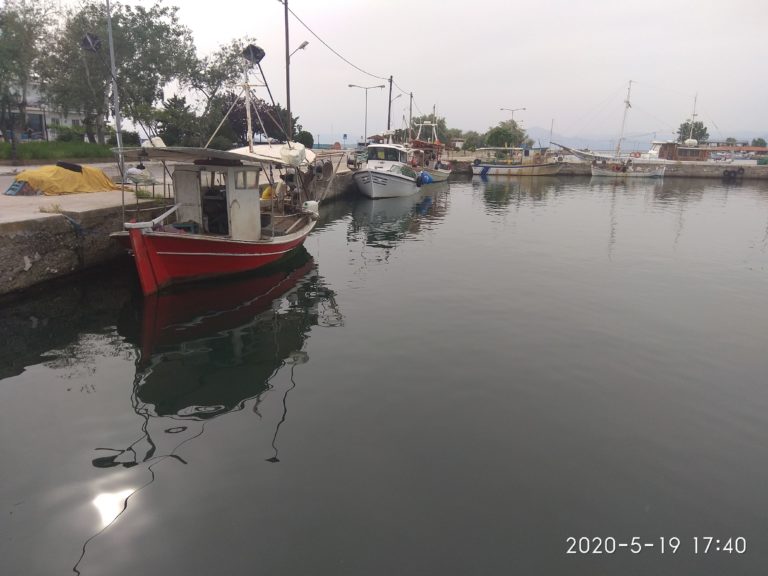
left=473, top=175, right=567, bottom=212
left=348, top=182, right=449, bottom=249
left=102, top=247, right=341, bottom=469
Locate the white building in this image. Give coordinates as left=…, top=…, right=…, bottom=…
left=3, top=81, right=86, bottom=141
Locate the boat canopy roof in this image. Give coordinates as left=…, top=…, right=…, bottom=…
left=367, top=142, right=408, bottom=151
left=119, top=143, right=316, bottom=167
left=476, top=146, right=548, bottom=152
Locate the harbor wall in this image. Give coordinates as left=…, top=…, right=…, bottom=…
left=449, top=159, right=768, bottom=179
left=0, top=206, right=126, bottom=297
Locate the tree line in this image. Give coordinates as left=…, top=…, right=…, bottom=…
left=0, top=0, right=307, bottom=150
left=0, top=0, right=544, bottom=153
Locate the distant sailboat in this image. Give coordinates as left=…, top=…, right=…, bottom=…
left=590, top=81, right=665, bottom=178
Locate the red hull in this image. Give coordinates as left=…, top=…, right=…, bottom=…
left=139, top=256, right=314, bottom=364
left=125, top=223, right=315, bottom=295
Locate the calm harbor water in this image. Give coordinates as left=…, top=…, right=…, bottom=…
left=2, top=176, right=768, bottom=575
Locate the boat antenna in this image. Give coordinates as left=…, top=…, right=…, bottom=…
left=242, top=44, right=266, bottom=153
left=615, top=80, right=632, bottom=158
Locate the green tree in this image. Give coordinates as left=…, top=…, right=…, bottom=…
left=41, top=1, right=195, bottom=143
left=0, top=0, right=56, bottom=147
left=217, top=91, right=299, bottom=145
left=154, top=95, right=198, bottom=146
left=676, top=120, right=708, bottom=143
left=184, top=38, right=256, bottom=142
left=751, top=137, right=766, bottom=147
left=486, top=119, right=531, bottom=148
left=725, top=137, right=737, bottom=145
left=295, top=130, right=313, bottom=149
left=462, top=130, right=484, bottom=151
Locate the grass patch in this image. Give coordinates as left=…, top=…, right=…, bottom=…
left=0, top=141, right=114, bottom=161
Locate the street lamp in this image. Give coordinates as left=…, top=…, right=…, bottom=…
left=500, top=107, right=526, bottom=123
left=285, top=39, right=308, bottom=140
left=290, top=40, right=308, bottom=58
left=349, top=84, right=385, bottom=143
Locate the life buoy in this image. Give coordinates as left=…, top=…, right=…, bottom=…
left=631, top=152, right=641, bottom=158
left=473, top=158, right=481, bottom=166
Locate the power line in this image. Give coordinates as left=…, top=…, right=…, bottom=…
left=287, top=5, right=387, bottom=82
left=286, top=5, right=429, bottom=120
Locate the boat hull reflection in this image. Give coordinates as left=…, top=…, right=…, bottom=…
left=107, top=247, right=340, bottom=469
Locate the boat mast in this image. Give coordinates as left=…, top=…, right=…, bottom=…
left=687, top=93, right=698, bottom=140
left=243, top=60, right=254, bottom=152
left=386, top=75, right=393, bottom=131
left=615, top=80, right=632, bottom=158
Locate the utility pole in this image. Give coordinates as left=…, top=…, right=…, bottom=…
left=408, top=92, right=413, bottom=140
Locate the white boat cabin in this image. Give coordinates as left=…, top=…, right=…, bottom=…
left=173, top=163, right=264, bottom=241
left=366, top=144, right=409, bottom=164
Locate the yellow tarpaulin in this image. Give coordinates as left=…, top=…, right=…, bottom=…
left=14, top=165, right=119, bottom=196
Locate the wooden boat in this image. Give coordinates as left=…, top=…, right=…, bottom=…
left=471, top=147, right=563, bottom=177
left=353, top=142, right=423, bottom=198
left=111, top=145, right=320, bottom=296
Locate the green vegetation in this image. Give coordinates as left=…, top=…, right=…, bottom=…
left=296, top=131, right=314, bottom=149
left=751, top=137, right=766, bottom=147
left=677, top=120, right=709, bottom=143
left=0, top=141, right=113, bottom=161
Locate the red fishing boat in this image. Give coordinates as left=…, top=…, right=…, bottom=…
left=111, top=44, right=329, bottom=296
left=111, top=145, right=320, bottom=296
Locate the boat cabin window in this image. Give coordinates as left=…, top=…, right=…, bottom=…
left=234, top=169, right=259, bottom=190
left=370, top=146, right=402, bottom=162
left=200, top=170, right=226, bottom=190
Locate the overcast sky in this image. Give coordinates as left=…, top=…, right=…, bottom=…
left=107, top=0, right=768, bottom=145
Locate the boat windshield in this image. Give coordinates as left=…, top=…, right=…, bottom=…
left=368, top=146, right=403, bottom=162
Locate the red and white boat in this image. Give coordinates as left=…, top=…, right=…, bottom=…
left=112, top=145, right=320, bottom=296
left=409, top=120, right=452, bottom=182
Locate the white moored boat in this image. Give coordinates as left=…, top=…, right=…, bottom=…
left=353, top=142, right=422, bottom=199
